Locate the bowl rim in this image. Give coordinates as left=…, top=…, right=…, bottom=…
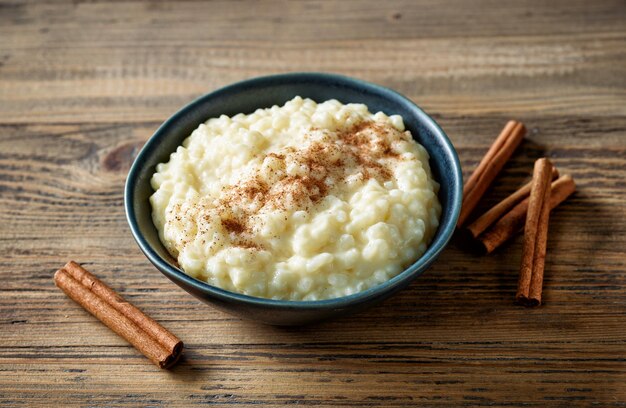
left=125, top=72, right=462, bottom=309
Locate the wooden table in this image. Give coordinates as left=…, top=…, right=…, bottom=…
left=2, top=1, right=625, bottom=406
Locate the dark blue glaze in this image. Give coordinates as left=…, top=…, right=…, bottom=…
left=125, top=73, right=462, bottom=325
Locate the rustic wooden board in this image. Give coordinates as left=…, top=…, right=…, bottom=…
left=1, top=1, right=625, bottom=406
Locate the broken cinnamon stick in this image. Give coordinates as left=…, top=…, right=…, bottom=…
left=466, top=167, right=559, bottom=239
left=54, top=261, right=183, bottom=368
left=457, top=120, right=526, bottom=227
left=516, top=158, right=553, bottom=307
left=476, top=175, right=575, bottom=254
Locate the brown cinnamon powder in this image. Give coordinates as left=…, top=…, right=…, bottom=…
left=194, top=120, right=405, bottom=249
left=221, top=218, right=245, bottom=234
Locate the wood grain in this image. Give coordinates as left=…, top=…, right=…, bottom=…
left=1, top=0, right=625, bottom=406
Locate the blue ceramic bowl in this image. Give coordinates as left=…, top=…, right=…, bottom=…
left=125, top=73, right=462, bottom=325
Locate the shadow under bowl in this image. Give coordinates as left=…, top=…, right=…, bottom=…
left=125, top=72, right=462, bottom=325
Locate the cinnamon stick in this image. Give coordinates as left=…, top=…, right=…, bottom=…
left=516, top=158, right=553, bottom=307
left=54, top=261, right=183, bottom=368
left=466, top=167, right=559, bottom=239
left=476, top=175, right=575, bottom=254
left=457, top=120, right=526, bottom=227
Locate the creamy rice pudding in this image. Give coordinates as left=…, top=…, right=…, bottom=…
left=150, top=97, right=441, bottom=300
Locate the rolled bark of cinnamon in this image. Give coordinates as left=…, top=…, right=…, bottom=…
left=516, top=158, right=553, bottom=307
left=54, top=261, right=183, bottom=368
left=457, top=120, right=526, bottom=227
left=466, top=167, right=559, bottom=239
left=476, top=175, right=575, bottom=254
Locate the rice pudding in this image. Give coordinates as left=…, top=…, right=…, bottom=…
left=150, top=97, right=441, bottom=300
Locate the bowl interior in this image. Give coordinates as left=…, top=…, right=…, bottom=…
left=126, top=73, right=461, bottom=307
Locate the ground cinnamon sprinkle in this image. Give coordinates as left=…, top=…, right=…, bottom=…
left=188, top=120, right=404, bottom=250
left=221, top=218, right=246, bottom=234
left=233, top=239, right=261, bottom=250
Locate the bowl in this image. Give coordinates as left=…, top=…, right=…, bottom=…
left=125, top=72, right=462, bottom=325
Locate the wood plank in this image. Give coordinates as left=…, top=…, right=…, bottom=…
left=0, top=33, right=624, bottom=122
left=0, top=2, right=625, bottom=123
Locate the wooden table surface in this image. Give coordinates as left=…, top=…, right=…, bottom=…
left=2, top=1, right=625, bottom=406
